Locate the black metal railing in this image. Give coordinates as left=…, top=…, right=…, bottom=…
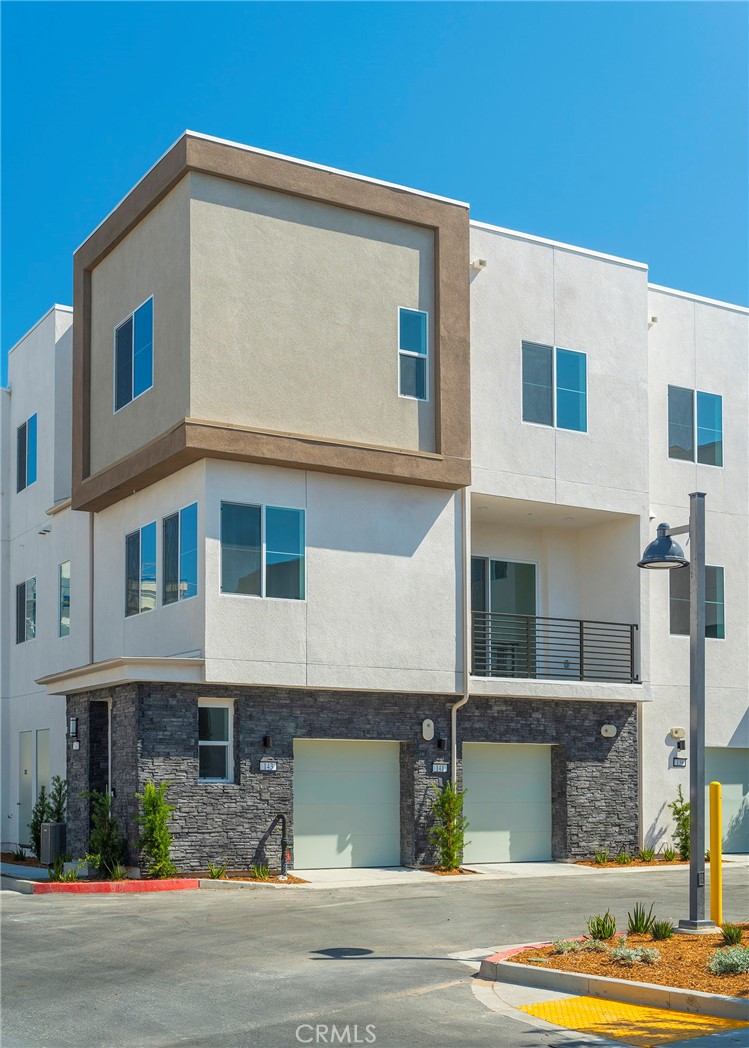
left=472, top=611, right=638, bottom=683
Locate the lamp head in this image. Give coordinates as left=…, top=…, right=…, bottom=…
left=638, top=523, right=689, bottom=570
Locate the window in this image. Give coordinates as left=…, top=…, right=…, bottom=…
left=221, top=502, right=305, bottom=600
left=16, top=577, right=36, bottom=643
left=16, top=413, right=37, bottom=492
left=125, top=522, right=157, bottom=617
left=668, top=386, right=723, bottom=466
left=398, top=308, right=428, bottom=401
left=115, top=297, right=153, bottom=411
left=522, top=343, right=586, bottom=431
left=669, top=565, right=725, bottom=639
left=58, top=562, right=70, bottom=637
left=163, top=503, right=198, bottom=605
left=198, top=700, right=233, bottom=782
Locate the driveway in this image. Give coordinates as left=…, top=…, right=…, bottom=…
left=2, top=864, right=747, bottom=1048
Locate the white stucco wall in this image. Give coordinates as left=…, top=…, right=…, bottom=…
left=641, top=288, right=749, bottom=849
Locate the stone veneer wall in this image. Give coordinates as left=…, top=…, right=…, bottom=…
left=66, top=685, right=638, bottom=871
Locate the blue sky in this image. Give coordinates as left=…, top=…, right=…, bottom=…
left=2, top=1, right=747, bottom=383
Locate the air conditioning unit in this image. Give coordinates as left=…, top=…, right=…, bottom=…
left=40, top=822, right=67, bottom=865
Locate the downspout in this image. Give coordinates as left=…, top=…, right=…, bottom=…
left=88, top=511, right=95, bottom=665
left=451, top=486, right=470, bottom=784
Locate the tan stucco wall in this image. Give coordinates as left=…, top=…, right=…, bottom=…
left=88, top=178, right=191, bottom=476
left=188, top=173, right=436, bottom=452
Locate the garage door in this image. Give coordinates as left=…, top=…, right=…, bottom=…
left=706, top=748, right=749, bottom=854
left=462, top=743, right=552, bottom=863
left=293, top=740, right=401, bottom=869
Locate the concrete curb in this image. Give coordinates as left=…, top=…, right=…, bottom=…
left=478, top=946, right=749, bottom=1021
left=32, top=878, right=200, bottom=894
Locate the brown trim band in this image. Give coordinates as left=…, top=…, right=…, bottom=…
left=73, top=133, right=471, bottom=511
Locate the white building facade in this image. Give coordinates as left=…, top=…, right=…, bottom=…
left=2, top=133, right=746, bottom=869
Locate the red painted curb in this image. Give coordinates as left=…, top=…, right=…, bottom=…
left=33, top=878, right=199, bottom=894
left=483, top=942, right=551, bottom=964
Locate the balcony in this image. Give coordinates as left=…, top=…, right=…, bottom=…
left=472, top=611, right=638, bottom=684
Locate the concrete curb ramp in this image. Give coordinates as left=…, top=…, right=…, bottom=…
left=479, top=945, right=749, bottom=1021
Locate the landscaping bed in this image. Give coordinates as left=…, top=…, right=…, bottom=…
left=427, top=866, right=479, bottom=877
left=577, top=857, right=689, bottom=869
left=194, top=870, right=308, bottom=885
left=513, top=925, right=749, bottom=998
left=0, top=851, right=46, bottom=868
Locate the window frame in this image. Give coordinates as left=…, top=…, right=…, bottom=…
left=124, top=521, right=157, bottom=618
left=521, top=342, right=588, bottom=433
left=58, top=561, right=71, bottom=638
left=220, top=501, right=306, bottom=601
left=667, top=386, right=724, bottom=468
left=113, top=295, right=154, bottom=414
left=16, top=413, right=38, bottom=492
left=668, top=564, right=726, bottom=640
left=16, top=577, right=37, bottom=644
left=397, top=306, right=429, bottom=403
left=198, top=698, right=234, bottom=784
left=162, top=503, right=199, bottom=607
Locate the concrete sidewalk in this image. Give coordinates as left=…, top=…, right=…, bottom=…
left=290, top=861, right=597, bottom=889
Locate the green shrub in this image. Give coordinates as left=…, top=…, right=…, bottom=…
left=662, top=847, right=677, bottom=862
left=251, top=864, right=271, bottom=881
left=627, top=902, right=656, bottom=934
left=428, top=781, right=470, bottom=871
left=581, top=939, right=608, bottom=952
left=667, top=785, right=690, bottom=860
left=639, top=847, right=655, bottom=862
left=594, top=849, right=609, bottom=865
left=615, top=850, right=631, bottom=865
left=27, top=786, right=49, bottom=860
left=651, top=919, right=676, bottom=941
left=136, top=781, right=177, bottom=879
left=610, top=944, right=660, bottom=966
left=721, top=923, right=743, bottom=946
left=85, top=790, right=125, bottom=878
left=10, top=847, right=27, bottom=862
left=108, top=863, right=128, bottom=881
left=551, top=939, right=581, bottom=954
left=47, top=776, right=69, bottom=822
left=208, top=862, right=228, bottom=880
left=587, top=910, right=617, bottom=940
left=707, top=946, right=749, bottom=975
left=49, top=853, right=72, bottom=882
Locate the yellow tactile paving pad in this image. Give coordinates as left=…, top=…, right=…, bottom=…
left=520, top=995, right=749, bottom=1046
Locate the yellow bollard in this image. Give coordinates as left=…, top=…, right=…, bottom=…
left=709, top=781, right=723, bottom=926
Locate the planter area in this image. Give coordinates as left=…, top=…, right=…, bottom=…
left=576, top=857, right=690, bottom=870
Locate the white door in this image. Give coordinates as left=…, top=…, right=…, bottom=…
left=462, top=742, right=552, bottom=863
left=706, top=748, right=749, bottom=854
left=293, top=740, right=401, bottom=869
left=18, top=732, right=33, bottom=847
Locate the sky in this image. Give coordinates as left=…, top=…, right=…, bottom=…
left=2, top=1, right=747, bottom=383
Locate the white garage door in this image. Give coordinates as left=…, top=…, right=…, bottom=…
left=706, top=748, right=749, bottom=854
left=293, top=740, right=401, bottom=869
left=462, top=743, right=552, bottom=863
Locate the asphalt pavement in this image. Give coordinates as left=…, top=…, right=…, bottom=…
left=2, top=864, right=747, bottom=1048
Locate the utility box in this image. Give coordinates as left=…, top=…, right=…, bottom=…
left=40, top=822, right=67, bottom=865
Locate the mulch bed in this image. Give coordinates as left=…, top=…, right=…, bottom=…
left=513, top=925, right=749, bottom=998
left=427, top=867, right=480, bottom=876
left=1, top=851, right=46, bottom=868
left=194, top=871, right=308, bottom=885
left=577, top=858, right=689, bottom=869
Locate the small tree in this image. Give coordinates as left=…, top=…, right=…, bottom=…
left=136, top=781, right=177, bottom=878
left=47, top=776, right=69, bottom=822
left=27, top=786, right=49, bottom=859
left=429, top=780, right=470, bottom=871
left=85, top=790, right=125, bottom=878
left=668, top=784, right=690, bottom=860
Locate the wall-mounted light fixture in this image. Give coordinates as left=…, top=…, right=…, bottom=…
left=263, top=735, right=272, bottom=749
left=437, top=737, right=447, bottom=751
left=68, top=717, right=78, bottom=739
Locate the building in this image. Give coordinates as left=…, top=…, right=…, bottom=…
left=2, top=132, right=746, bottom=871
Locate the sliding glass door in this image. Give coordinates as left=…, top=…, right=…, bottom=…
left=472, top=559, right=537, bottom=677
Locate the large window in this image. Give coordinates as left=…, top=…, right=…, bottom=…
left=16, top=413, right=38, bottom=492
left=668, top=386, right=723, bottom=466
left=125, top=522, right=157, bottom=617
left=163, top=503, right=198, bottom=605
left=398, top=307, right=428, bottom=401
left=115, top=297, right=154, bottom=411
left=221, top=502, right=305, bottom=600
left=522, top=342, right=586, bottom=431
left=16, top=577, right=37, bottom=644
left=669, top=565, right=725, bottom=639
left=198, top=700, right=233, bottom=782
left=58, top=562, right=70, bottom=638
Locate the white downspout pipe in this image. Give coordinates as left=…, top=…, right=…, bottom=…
left=451, top=486, right=470, bottom=784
